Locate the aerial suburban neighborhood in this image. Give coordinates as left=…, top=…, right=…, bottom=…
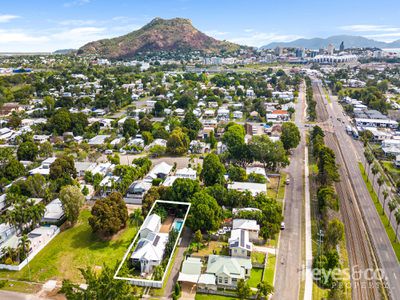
left=0, top=1, right=400, bottom=300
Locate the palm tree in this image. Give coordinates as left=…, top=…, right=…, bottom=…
left=371, top=163, right=379, bottom=188
left=129, top=209, right=143, bottom=227
left=382, top=190, right=389, bottom=214
left=365, top=151, right=374, bottom=181
left=377, top=176, right=384, bottom=197
left=18, top=234, right=31, bottom=262
left=395, top=210, right=400, bottom=243
left=388, top=200, right=397, bottom=226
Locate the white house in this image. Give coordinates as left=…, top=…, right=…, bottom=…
left=41, top=198, right=65, bottom=224
left=139, top=214, right=161, bottom=239
left=228, top=229, right=252, bottom=258
left=227, top=181, right=267, bottom=196
left=130, top=232, right=168, bottom=274
left=176, top=167, right=197, bottom=180
left=232, top=219, right=260, bottom=240
left=29, top=157, right=57, bottom=176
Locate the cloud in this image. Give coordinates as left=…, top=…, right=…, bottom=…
left=64, top=0, right=90, bottom=8
left=58, top=19, right=97, bottom=26
left=244, top=28, right=254, bottom=33
left=229, top=32, right=303, bottom=47
left=204, top=30, right=229, bottom=37
left=340, top=24, right=400, bottom=32
left=0, top=30, right=48, bottom=43
left=340, top=24, right=400, bottom=42
left=0, top=14, right=20, bottom=23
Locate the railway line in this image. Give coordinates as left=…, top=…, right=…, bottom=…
left=313, top=81, right=383, bottom=300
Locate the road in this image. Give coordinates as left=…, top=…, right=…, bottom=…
left=319, top=84, right=400, bottom=300
left=274, top=82, right=307, bottom=300
left=0, top=290, right=43, bottom=300
left=163, top=227, right=191, bottom=299
left=313, top=80, right=400, bottom=300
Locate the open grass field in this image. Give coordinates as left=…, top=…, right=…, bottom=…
left=0, top=209, right=138, bottom=284
left=359, top=163, right=400, bottom=262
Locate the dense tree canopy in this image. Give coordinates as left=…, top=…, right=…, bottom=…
left=187, top=191, right=222, bottom=232
left=201, top=153, right=226, bottom=186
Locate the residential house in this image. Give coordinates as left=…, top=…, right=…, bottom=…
left=177, top=257, right=202, bottom=284
left=29, top=157, right=57, bottom=176
left=227, top=181, right=266, bottom=196
left=228, top=229, right=252, bottom=258
left=176, top=167, right=197, bottom=180
left=130, top=231, right=168, bottom=274
left=139, top=214, right=161, bottom=239
left=205, top=255, right=252, bottom=287
left=232, top=219, right=260, bottom=240
left=41, top=199, right=65, bottom=225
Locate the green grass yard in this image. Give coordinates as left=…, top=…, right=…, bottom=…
left=0, top=209, right=138, bottom=284
left=247, top=268, right=263, bottom=288
left=263, top=254, right=276, bottom=285
left=359, top=163, right=400, bottom=262
left=195, top=294, right=237, bottom=300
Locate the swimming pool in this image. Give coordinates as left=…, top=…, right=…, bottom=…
left=173, top=219, right=183, bottom=231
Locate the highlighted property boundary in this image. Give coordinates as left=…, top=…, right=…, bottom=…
left=114, top=200, right=191, bottom=288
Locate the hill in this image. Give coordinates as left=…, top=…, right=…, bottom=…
left=78, top=17, right=242, bottom=59
left=262, top=35, right=400, bottom=49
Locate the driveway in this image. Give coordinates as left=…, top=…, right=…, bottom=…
left=163, top=227, right=192, bottom=299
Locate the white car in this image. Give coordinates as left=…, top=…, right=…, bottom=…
left=280, top=222, right=285, bottom=230
left=104, top=149, right=113, bottom=155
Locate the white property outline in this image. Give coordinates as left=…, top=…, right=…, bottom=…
left=114, top=199, right=191, bottom=288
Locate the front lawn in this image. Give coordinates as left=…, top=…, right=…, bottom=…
left=0, top=209, right=138, bottom=284
left=247, top=268, right=263, bottom=288
left=195, top=294, right=238, bottom=300
left=263, top=254, right=276, bottom=285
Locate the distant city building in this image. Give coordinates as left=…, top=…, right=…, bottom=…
left=275, top=46, right=283, bottom=56
left=339, top=41, right=345, bottom=52
left=327, top=43, right=335, bottom=55
left=295, top=48, right=305, bottom=58
left=311, top=54, right=357, bottom=64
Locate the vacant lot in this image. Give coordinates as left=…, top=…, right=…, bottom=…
left=0, top=209, right=137, bottom=284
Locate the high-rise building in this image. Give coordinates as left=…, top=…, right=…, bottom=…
left=327, top=43, right=334, bottom=55
left=339, top=41, right=345, bottom=52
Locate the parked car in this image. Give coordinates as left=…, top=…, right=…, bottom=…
left=280, top=222, right=285, bottom=230
left=104, top=149, right=113, bottom=155
left=285, top=178, right=290, bottom=185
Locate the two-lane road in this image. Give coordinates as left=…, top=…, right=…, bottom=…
left=274, top=83, right=307, bottom=299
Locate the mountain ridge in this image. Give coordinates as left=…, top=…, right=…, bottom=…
left=78, top=17, right=243, bottom=59
left=262, top=35, right=400, bottom=49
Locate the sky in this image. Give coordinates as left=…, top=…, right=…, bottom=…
left=1, top=0, right=400, bottom=52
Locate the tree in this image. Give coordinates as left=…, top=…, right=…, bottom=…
left=280, top=122, right=301, bottom=150
left=48, top=108, right=71, bottom=135
left=138, top=117, right=153, bottom=132
left=371, top=163, right=379, bottom=186
left=25, top=174, right=47, bottom=198
left=50, top=155, right=77, bottom=180
left=187, top=191, right=222, bottom=232
left=377, top=176, right=384, bottom=197
left=250, top=135, right=288, bottom=170
left=227, top=164, right=247, bottom=182
left=256, top=281, right=274, bottom=299
left=317, top=146, right=340, bottom=185
left=208, top=130, right=217, bottom=149
left=382, top=190, right=389, bottom=214
left=59, top=185, right=85, bottom=227
left=200, top=153, right=226, bottom=186
left=18, top=234, right=31, bottom=261
left=129, top=209, right=144, bottom=227
left=89, top=192, right=128, bottom=238
left=60, top=263, right=138, bottom=300
left=388, top=199, right=397, bottom=226
left=166, top=128, right=189, bottom=156
left=141, top=131, right=154, bottom=145
left=194, top=229, right=203, bottom=251
left=364, top=150, right=374, bottom=181
left=168, top=178, right=200, bottom=202
left=17, top=141, right=38, bottom=161
left=181, top=111, right=202, bottom=140
left=3, top=159, right=25, bottom=181
left=39, top=141, right=53, bottom=158
left=236, top=279, right=251, bottom=300
left=123, top=118, right=138, bottom=137
left=395, top=210, right=400, bottom=242
left=325, top=218, right=344, bottom=249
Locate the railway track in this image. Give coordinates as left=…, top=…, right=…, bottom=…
left=312, top=82, right=382, bottom=300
